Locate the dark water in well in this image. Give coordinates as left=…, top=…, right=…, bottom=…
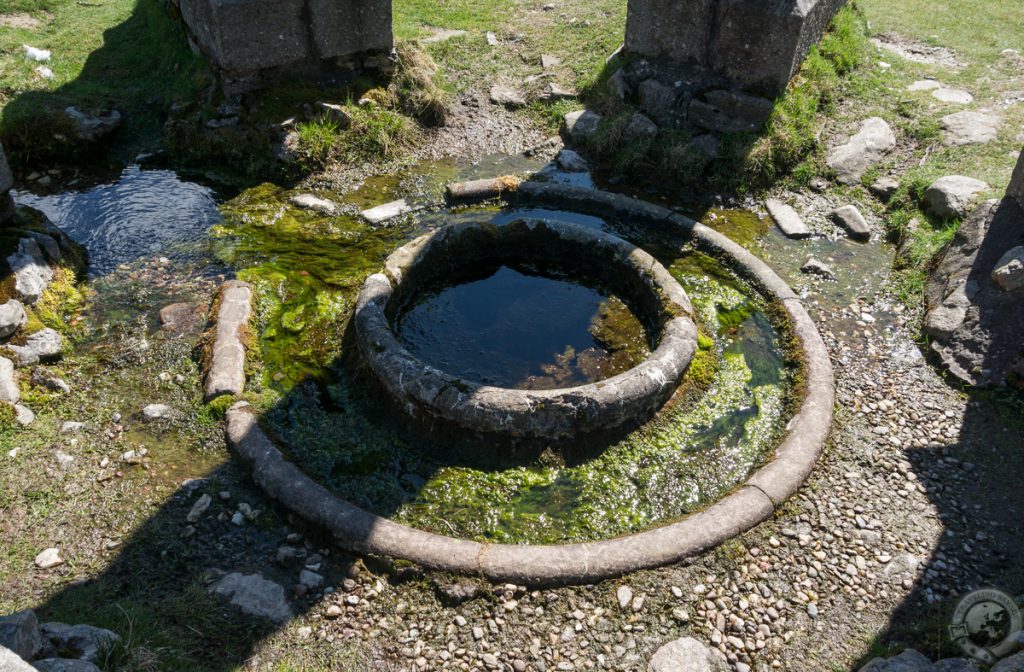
left=396, top=265, right=648, bottom=389
left=15, top=166, right=222, bottom=276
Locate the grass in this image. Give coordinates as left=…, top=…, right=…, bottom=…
left=0, top=0, right=210, bottom=163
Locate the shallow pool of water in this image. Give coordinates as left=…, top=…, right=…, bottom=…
left=15, top=166, right=223, bottom=277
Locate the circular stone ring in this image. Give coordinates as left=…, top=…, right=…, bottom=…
left=353, top=219, right=699, bottom=440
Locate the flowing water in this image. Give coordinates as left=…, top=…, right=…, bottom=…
left=15, top=165, right=223, bottom=277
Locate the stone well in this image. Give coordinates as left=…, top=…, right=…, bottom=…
left=353, top=219, right=699, bottom=441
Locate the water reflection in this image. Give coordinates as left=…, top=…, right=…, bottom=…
left=15, top=166, right=222, bottom=276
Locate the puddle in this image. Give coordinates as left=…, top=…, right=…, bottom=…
left=15, top=166, right=223, bottom=277
left=396, top=265, right=648, bottom=389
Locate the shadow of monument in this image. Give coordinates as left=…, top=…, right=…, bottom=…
left=851, top=192, right=1024, bottom=666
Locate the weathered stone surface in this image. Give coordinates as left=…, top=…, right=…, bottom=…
left=209, top=572, right=293, bottom=623
left=63, top=107, right=121, bottom=142
left=141, top=403, right=174, bottom=421
left=801, top=257, right=835, bottom=279
left=924, top=196, right=1024, bottom=387
left=176, top=0, right=392, bottom=93
left=623, top=112, right=659, bottom=141
left=564, top=110, right=602, bottom=142
left=555, top=149, right=588, bottom=172
left=7, top=329, right=62, bottom=367
left=941, top=110, right=1001, bottom=146
left=0, top=357, right=19, bottom=404
left=648, top=636, right=730, bottom=672
left=934, top=659, right=981, bottom=672
left=702, top=89, right=773, bottom=125
left=33, top=548, right=62, bottom=569
left=625, top=0, right=715, bottom=66
left=924, top=175, right=989, bottom=219
left=14, top=404, right=35, bottom=426
left=158, top=302, right=207, bottom=336
left=626, top=0, right=843, bottom=96
left=489, top=84, right=526, bottom=108
left=709, top=0, right=846, bottom=96
left=827, top=117, right=897, bottom=185
left=932, top=87, right=973, bottom=104
left=830, top=204, right=870, bottom=241
left=37, top=624, right=120, bottom=664
left=859, top=650, right=933, bottom=672
left=869, top=176, right=900, bottom=201
left=0, top=645, right=35, bottom=672
left=355, top=219, right=697, bottom=441
left=360, top=199, right=419, bottom=225
left=289, top=193, right=337, bottom=216
left=6, top=238, right=53, bottom=305
left=637, top=78, right=680, bottom=127
left=204, top=280, right=252, bottom=401
left=32, top=659, right=102, bottom=672
left=765, top=199, right=811, bottom=239
left=992, top=245, right=1024, bottom=292
left=0, top=610, right=40, bottom=661
left=1009, top=144, right=1024, bottom=208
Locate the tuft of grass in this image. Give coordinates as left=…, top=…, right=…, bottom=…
left=391, top=42, right=451, bottom=125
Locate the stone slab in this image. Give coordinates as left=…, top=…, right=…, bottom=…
left=204, top=280, right=252, bottom=401
left=765, top=200, right=811, bottom=239
left=360, top=199, right=420, bottom=225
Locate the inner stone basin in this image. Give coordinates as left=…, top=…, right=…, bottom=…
left=395, top=264, right=651, bottom=390
left=354, top=219, right=699, bottom=441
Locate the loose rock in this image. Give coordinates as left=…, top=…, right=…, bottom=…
left=830, top=205, right=871, bottom=241
left=765, top=199, right=811, bottom=239
left=7, top=328, right=62, bottom=367
left=826, top=117, right=896, bottom=184
left=289, top=193, right=337, bottom=215
left=648, top=636, right=729, bottom=672
left=0, top=300, right=27, bottom=339
left=0, top=357, right=17, bottom=404
left=992, top=246, right=1024, bottom=293
left=209, top=573, right=293, bottom=624
left=924, top=176, right=989, bottom=219
left=564, top=110, right=601, bottom=142
left=33, top=548, right=62, bottom=569
left=6, top=238, right=53, bottom=305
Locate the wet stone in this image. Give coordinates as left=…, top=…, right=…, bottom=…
left=830, top=205, right=871, bottom=241
left=765, top=199, right=811, bottom=239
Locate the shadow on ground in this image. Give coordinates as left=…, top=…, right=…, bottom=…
left=853, top=190, right=1024, bottom=666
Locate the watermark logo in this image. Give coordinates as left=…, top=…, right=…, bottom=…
left=949, top=589, right=1022, bottom=664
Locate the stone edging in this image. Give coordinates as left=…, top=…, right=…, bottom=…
left=204, top=280, right=252, bottom=402
left=353, top=219, right=699, bottom=440
left=225, top=184, right=834, bottom=585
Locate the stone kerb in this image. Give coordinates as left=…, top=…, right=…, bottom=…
left=354, top=219, right=699, bottom=441
left=227, top=185, right=835, bottom=585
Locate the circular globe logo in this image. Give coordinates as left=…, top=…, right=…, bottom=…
left=949, top=589, right=1022, bottom=663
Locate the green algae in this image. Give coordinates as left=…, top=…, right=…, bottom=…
left=213, top=181, right=794, bottom=544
